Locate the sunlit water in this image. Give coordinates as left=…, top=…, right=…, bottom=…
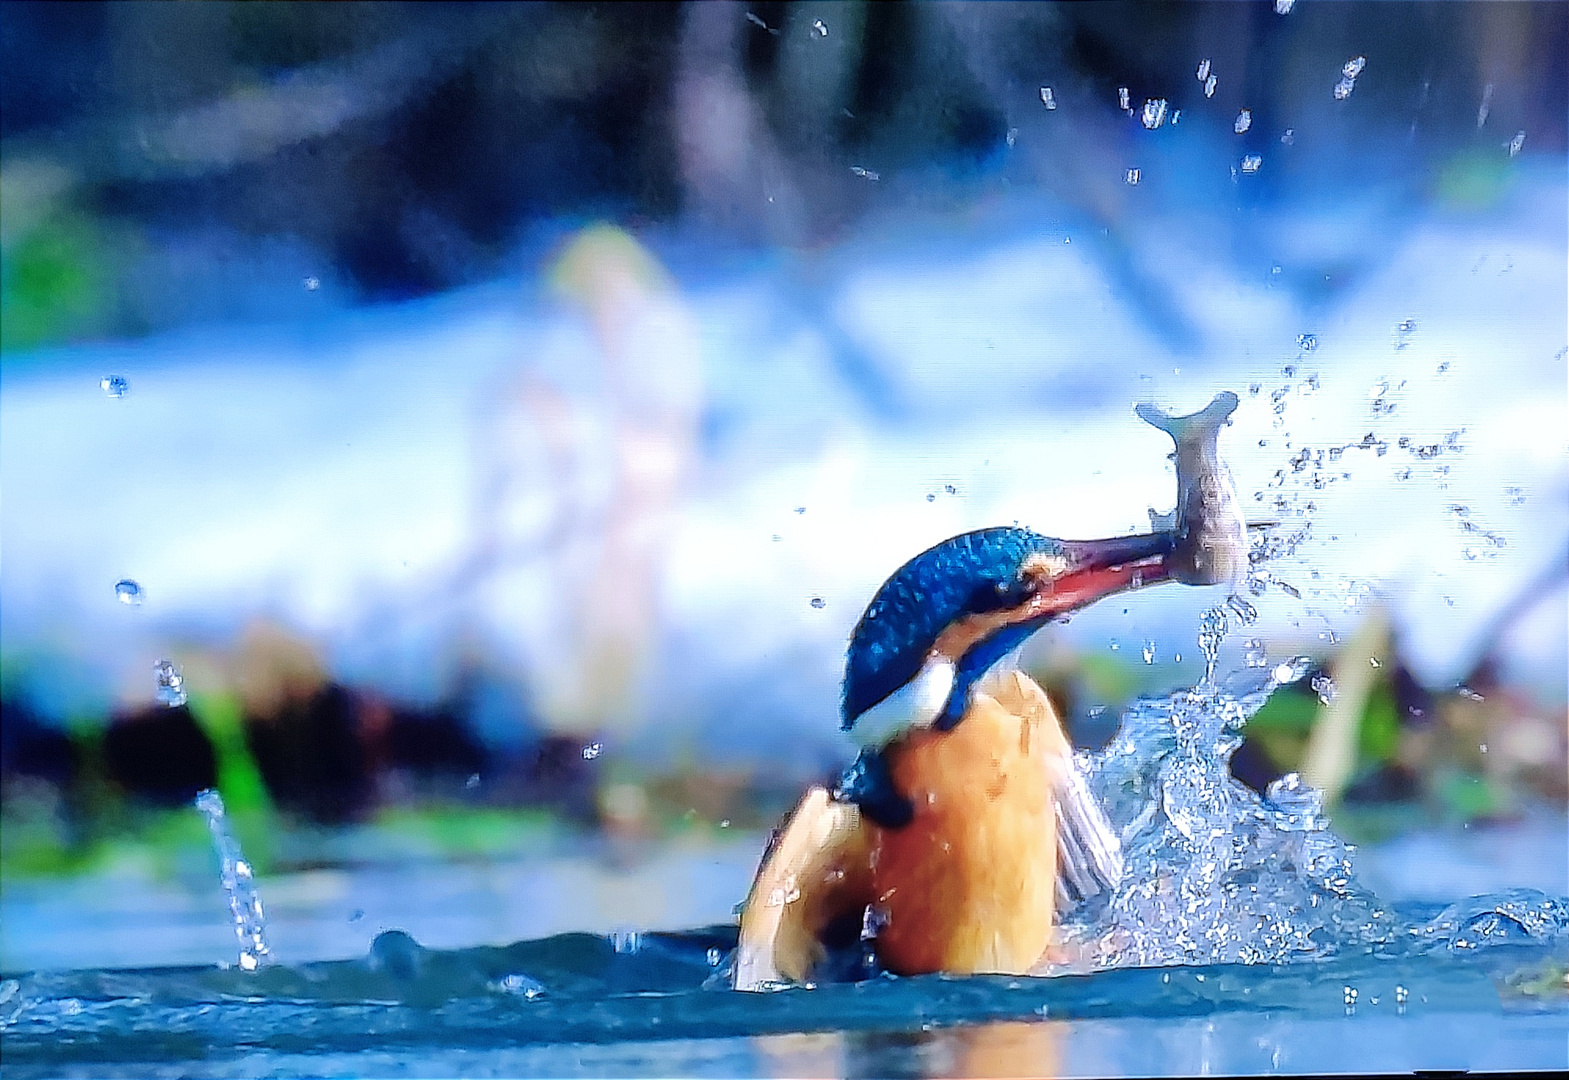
left=3, top=667, right=1565, bottom=1077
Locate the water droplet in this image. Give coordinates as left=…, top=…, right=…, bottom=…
left=1477, top=83, right=1494, bottom=128
left=1343, top=984, right=1358, bottom=1005
left=1118, top=87, right=1131, bottom=111
left=1275, top=0, right=1295, bottom=14
left=1311, top=674, right=1338, bottom=705
left=303, top=276, right=320, bottom=291
left=465, top=773, right=480, bottom=790
left=100, top=375, right=129, bottom=398
left=1234, top=109, right=1253, bottom=134
left=1281, top=128, right=1295, bottom=145
left=1196, top=59, right=1211, bottom=82
left=809, top=596, right=826, bottom=609
left=114, top=579, right=143, bottom=605
left=349, top=908, right=365, bottom=923
left=707, top=947, right=723, bottom=966
left=1297, top=333, right=1318, bottom=352
left=582, top=741, right=603, bottom=760
left=1205, top=74, right=1218, bottom=98
left=1005, top=127, right=1018, bottom=147
left=1142, top=641, right=1156, bottom=664
left=811, top=18, right=828, bottom=37
left=1343, top=56, right=1367, bottom=79
left=1125, top=168, right=1141, bottom=185
left=944, top=484, right=957, bottom=495
left=794, top=506, right=806, bottom=515
left=1508, top=130, right=1526, bottom=157
left=1241, top=154, right=1262, bottom=174
left=1334, top=77, right=1356, bottom=101
left=1394, top=984, right=1408, bottom=1004
left=154, top=659, right=187, bottom=707
left=849, top=165, right=880, bottom=181
left=1397, top=319, right=1416, bottom=333
left=1141, top=98, right=1169, bottom=130
left=1040, top=86, right=1057, bottom=110
left=611, top=928, right=641, bottom=953
left=925, top=493, right=936, bottom=503
left=195, top=789, right=271, bottom=971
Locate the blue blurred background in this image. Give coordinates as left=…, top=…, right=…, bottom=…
left=1, top=1, right=1565, bottom=973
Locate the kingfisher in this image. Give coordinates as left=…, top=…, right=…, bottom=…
left=735, top=393, right=1247, bottom=988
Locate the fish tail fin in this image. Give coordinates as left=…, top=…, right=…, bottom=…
left=1135, top=390, right=1239, bottom=446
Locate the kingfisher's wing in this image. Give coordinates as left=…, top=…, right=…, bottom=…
left=985, top=670, right=1124, bottom=912
left=733, top=787, right=875, bottom=991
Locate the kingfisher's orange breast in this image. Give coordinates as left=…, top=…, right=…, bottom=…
left=869, top=673, right=1066, bottom=975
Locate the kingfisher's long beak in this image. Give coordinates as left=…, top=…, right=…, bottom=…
left=1045, top=531, right=1176, bottom=615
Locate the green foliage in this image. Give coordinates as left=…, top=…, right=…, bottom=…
left=1356, top=683, right=1401, bottom=766
left=1434, top=148, right=1515, bottom=209
left=0, top=215, right=107, bottom=353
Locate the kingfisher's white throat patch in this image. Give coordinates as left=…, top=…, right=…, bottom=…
left=849, top=655, right=956, bottom=748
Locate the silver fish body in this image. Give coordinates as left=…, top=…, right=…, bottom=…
left=1136, top=391, right=1248, bottom=586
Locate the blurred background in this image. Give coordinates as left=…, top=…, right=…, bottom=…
left=2, top=1, right=1565, bottom=973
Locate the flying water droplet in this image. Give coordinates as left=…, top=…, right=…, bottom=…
left=1297, top=333, right=1318, bottom=352
left=849, top=165, right=879, bottom=181
left=195, top=789, right=271, bottom=972
left=303, top=276, right=320, bottom=291
left=1234, top=109, right=1253, bottom=134
left=811, top=19, right=828, bottom=37
left=114, top=579, right=143, bottom=605
left=1274, top=0, right=1295, bottom=13
left=1477, top=83, right=1493, bottom=128
left=1142, top=641, right=1157, bottom=665
left=1343, top=56, right=1367, bottom=79
left=1281, top=128, right=1295, bottom=145
left=154, top=659, right=187, bottom=707
left=1125, top=168, right=1141, bottom=185
left=582, top=742, right=603, bottom=760
left=1118, top=87, right=1131, bottom=111
left=1311, top=674, right=1338, bottom=705
left=100, top=375, right=129, bottom=398
left=1196, top=59, right=1211, bottom=82
left=1241, top=154, right=1262, bottom=174
left=1507, top=131, right=1525, bottom=157
left=810, top=596, right=826, bottom=609
left=1205, top=74, right=1218, bottom=98
left=611, top=928, right=642, bottom=953
left=1141, top=99, right=1169, bottom=129
left=1040, top=86, right=1057, bottom=110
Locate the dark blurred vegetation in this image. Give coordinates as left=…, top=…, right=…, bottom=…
left=3, top=1, right=1564, bottom=353
left=5, top=611, right=1564, bottom=879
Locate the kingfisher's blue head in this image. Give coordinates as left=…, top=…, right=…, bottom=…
left=840, top=526, right=1173, bottom=748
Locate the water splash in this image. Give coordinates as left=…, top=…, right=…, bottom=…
left=154, top=659, right=187, bottom=707
left=194, top=789, right=271, bottom=972
left=1054, top=659, right=1416, bottom=970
